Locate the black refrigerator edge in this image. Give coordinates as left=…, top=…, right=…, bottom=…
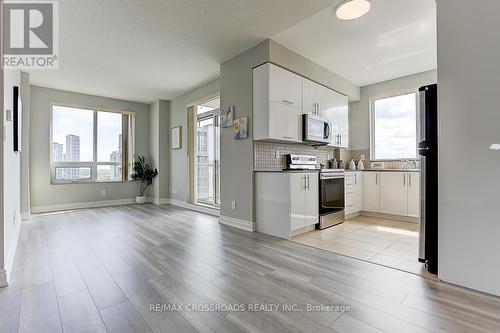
left=418, top=84, right=438, bottom=274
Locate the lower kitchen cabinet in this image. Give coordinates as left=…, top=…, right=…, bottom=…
left=363, top=172, right=380, bottom=212
left=362, top=171, right=420, bottom=218
left=407, top=172, right=420, bottom=217
left=380, top=172, right=408, bottom=216
left=255, top=171, right=318, bottom=239
left=345, top=172, right=363, bottom=215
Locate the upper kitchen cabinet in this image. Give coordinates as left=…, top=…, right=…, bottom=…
left=254, top=63, right=303, bottom=142
left=303, top=79, right=349, bottom=148
left=268, top=63, right=302, bottom=108
left=326, top=92, right=349, bottom=149
left=253, top=62, right=349, bottom=146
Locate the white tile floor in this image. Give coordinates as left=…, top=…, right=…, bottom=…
left=292, top=215, right=431, bottom=277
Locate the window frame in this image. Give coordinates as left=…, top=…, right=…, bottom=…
left=369, top=90, right=420, bottom=161
left=49, top=102, right=135, bottom=184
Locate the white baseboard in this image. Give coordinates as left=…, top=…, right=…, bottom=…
left=30, top=198, right=136, bottom=214
left=219, top=215, right=255, bottom=232
left=360, top=211, right=419, bottom=223
left=167, top=199, right=220, bottom=217
left=4, top=215, right=21, bottom=286
left=0, top=269, right=7, bottom=288
left=147, top=197, right=169, bottom=205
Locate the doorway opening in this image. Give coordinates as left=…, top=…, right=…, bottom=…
left=190, top=95, right=220, bottom=208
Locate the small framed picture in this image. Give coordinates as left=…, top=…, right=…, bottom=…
left=171, top=126, right=182, bottom=149
left=233, top=117, right=248, bottom=140
left=221, top=105, right=234, bottom=128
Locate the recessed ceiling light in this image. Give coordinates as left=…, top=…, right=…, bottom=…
left=336, top=0, right=371, bottom=21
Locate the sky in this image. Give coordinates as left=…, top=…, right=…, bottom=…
left=373, top=93, right=417, bottom=160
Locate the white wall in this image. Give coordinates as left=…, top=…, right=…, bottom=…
left=437, top=0, right=500, bottom=296
left=0, top=55, right=3, bottom=284
left=349, top=70, right=437, bottom=150
left=2, top=69, right=22, bottom=286
left=169, top=79, right=220, bottom=203
left=29, top=86, right=151, bottom=212
left=20, top=72, right=30, bottom=219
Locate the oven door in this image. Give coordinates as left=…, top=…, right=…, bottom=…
left=320, top=175, right=345, bottom=215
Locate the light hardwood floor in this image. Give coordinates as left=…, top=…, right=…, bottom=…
left=1, top=204, right=499, bottom=333
left=292, top=216, right=428, bottom=276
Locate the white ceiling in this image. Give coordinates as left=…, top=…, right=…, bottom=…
left=273, top=0, right=437, bottom=87
left=28, top=0, right=335, bottom=103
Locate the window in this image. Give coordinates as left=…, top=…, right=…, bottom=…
left=371, top=92, right=417, bottom=160
left=188, top=95, right=220, bottom=207
left=51, top=105, right=135, bottom=183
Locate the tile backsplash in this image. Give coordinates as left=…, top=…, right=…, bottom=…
left=254, top=141, right=337, bottom=171
left=254, top=141, right=419, bottom=171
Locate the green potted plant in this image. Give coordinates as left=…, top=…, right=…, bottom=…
left=130, top=155, right=158, bottom=204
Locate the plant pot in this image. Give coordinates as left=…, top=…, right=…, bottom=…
left=136, top=196, right=147, bottom=204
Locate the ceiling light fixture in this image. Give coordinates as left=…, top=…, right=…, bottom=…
left=335, top=0, right=371, bottom=21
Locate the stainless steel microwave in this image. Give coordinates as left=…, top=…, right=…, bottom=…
left=302, top=114, right=331, bottom=144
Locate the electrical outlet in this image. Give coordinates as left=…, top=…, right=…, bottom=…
left=101, top=189, right=106, bottom=196
left=231, top=201, right=236, bottom=210
left=171, top=188, right=178, bottom=194
left=328, top=154, right=332, bottom=160
left=275, top=150, right=280, bottom=159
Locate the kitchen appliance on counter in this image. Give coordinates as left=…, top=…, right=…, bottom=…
left=302, top=114, right=331, bottom=145
left=319, top=169, right=345, bottom=229
left=418, top=84, right=438, bottom=274
left=285, top=154, right=318, bottom=170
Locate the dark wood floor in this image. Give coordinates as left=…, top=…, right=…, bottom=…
left=1, top=204, right=499, bottom=333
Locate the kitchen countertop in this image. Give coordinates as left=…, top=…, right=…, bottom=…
left=254, top=169, right=320, bottom=173
left=363, top=169, right=420, bottom=172
left=255, top=168, right=420, bottom=173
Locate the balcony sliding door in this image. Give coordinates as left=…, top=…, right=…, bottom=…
left=194, top=96, right=220, bottom=207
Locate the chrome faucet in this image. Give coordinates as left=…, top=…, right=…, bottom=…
left=402, top=159, right=418, bottom=169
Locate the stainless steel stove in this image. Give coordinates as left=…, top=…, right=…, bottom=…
left=319, top=168, right=345, bottom=229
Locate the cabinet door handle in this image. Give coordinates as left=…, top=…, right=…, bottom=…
left=403, top=174, right=406, bottom=187
left=376, top=173, right=378, bottom=185
left=306, top=175, right=310, bottom=190
left=283, top=99, right=293, bottom=105
left=409, top=173, right=412, bottom=187
left=302, top=175, right=306, bottom=189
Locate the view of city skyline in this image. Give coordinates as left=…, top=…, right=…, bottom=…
left=52, top=105, right=124, bottom=181
left=53, top=133, right=122, bottom=181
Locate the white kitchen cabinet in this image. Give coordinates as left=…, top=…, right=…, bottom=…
left=253, top=63, right=302, bottom=142
left=302, top=78, right=317, bottom=114
left=255, top=172, right=319, bottom=239
left=362, top=171, right=420, bottom=218
left=290, top=172, right=307, bottom=231
left=337, top=94, right=349, bottom=149
left=407, top=172, right=420, bottom=217
left=379, top=172, right=408, bottom=216
left=345, top=172, right=363, bottom=215
left=268, top=101, right=302, bottom=142
left=304, top=172, right=319, bottom=227
left=363, top=172, right=380, bottom=212
left=268, top=63, right=303, bottom=108
left=321, top=89, right=348, bottom=149
left=254, top=62, right=349, bottom=145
